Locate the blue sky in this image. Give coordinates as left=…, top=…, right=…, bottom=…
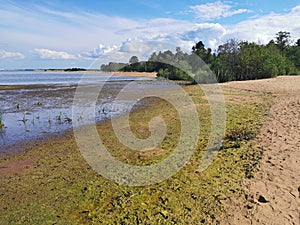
left=0, top=0, right=300, bottom=69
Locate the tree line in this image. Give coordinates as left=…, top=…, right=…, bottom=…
left=101, top=31, right=300, bottom=83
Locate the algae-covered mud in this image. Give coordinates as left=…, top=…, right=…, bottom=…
left=0, top=75, right=275, bottom=224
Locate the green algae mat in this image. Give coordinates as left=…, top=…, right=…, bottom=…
left=0, top=84, right=273, bottom=224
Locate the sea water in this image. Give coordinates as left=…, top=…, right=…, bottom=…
left=0, top=71, right=158, bottom=153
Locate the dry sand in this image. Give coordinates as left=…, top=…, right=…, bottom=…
left=110, top=71, right=157, bottom=78
left=222, top=76, right=300, bottom=225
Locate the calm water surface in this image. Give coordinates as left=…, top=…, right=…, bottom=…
left=0, top=71, right=146, bottom=85
left=0, top=71, right=166, bottom=154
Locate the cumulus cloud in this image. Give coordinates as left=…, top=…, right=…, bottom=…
left=180, top=23, right=227, bottom=49
left=82, top=21, right=228, bottom=62
left=85, top=2, right=300, bottom=65
left=291, top=5, right=300, bottom=13
left=80, top=44, right=119, bottom=59
left=112, top=23, right=225, bottom=55
left=34, top=49, right=77, bottom=60
left=190, top=1, right=250, bottom=21
left=120, top=38, right=156, bottom=55
left=0, top=50, right=24, bottom=59
left=82, top=23, right=230, bottom=64
left=81, top=40, right=157, bottom=63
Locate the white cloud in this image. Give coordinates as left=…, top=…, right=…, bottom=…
left=85, top=25, right=224, bottom=64
left=86, top=3, right=300, bottom=65
left=80, top=44, right=119, bottom=59
left=120, top=38, right=154, bottom=54
left=190, top=1, right=250, bottom=21
left=180, top=23, right=227, bottom=49
left=291, top=5, right=300, bottom=13
left=34, top=49, right=77, bottom=60
left=117, top=18, right=193, bottom=40
left=224, top=5, right=300, bottom=44
left=0, top=50, right=24, bottom=59
left=83, top=21, right=227, bottom=62
left=1, top=1, right=300, bottom=69
left=0, top=1, right=140, bottom=52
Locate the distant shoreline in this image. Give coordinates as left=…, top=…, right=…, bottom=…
left=110, top=71, right=157, bottom=78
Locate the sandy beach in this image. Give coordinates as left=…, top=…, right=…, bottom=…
left=1, top=0, right=299, bottom=223
left=110, top=71, right=157, bottom=78
left=0, top=76, right=299, bottom=224
left=222, top=76, right=300, bottom=225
